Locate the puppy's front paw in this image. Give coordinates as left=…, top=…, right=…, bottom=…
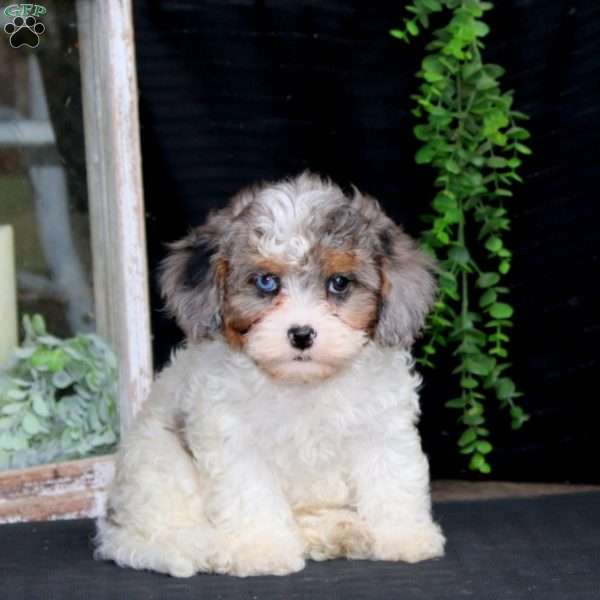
left=296, top=508, right=374, bottom=561
left=371, top=521, right=445, bottom=563
left=224, top=531, right=306, bottom=577
left=165, top=556, right=197, bottom=578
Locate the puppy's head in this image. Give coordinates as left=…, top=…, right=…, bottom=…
left=160, top=173, right=436, bottom=383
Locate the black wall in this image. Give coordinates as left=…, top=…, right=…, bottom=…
left=133, top=0, right=600, bottom=482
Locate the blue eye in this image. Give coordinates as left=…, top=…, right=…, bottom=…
left=255, top=273, right=280, bottom=295
left=327, top=274, right=351, bottom=295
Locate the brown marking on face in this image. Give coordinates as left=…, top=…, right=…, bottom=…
left=222, top=310, right=253, bottom=349
left=214, top=256, right=229, bottom=284
left=221, top=292, right=284, bottom=350
left=364, top=258, right=388, bottom=337
left=333, top=287, right=380, bottom=333
left=250, top=256, right=287, bottom=276
left=379, top=264, right=391, bottom=297
left=320, top=248, right=360, bottom=276
left=321, top=250, right=381, bottom=335
left=214, top=256, right=250, bottom=348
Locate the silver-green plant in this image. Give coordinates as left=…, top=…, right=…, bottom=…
left=0, top=315, right=119, bottom=470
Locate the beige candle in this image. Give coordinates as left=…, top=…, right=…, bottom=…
left=0, top=225, right=18, bottom=367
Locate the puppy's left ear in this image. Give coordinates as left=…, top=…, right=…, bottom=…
left=158, top=218, right=227, bottom=342
left=375, top=223, right=437, bottom=348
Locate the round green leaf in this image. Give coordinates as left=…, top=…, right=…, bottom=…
left=31, top=314, right=46, bottom=336
left=406, top=19, right=419, bottom=36
left=413, top=124, right=432, bottom=141
left=479, top=289, right=497, bottom=307
left=47, top=350, right=68, bottom=373
left=52, top=371, right=74, bottom=390
left=477, top=272, right=500, bottom=288
left=415, top=145, right=435, bottom=164
left=499, top=260, right=511, bottom=274
left=489, top=302, right=513, bottom=319
left=469, top=453, right=485, bottom=470
left=485, top=236, right=503, bottom=252
left=445, top=158, right=461, bottom=174
left=496, top=378, right=516, bottom=399
left=12, top=431, right=29, bottom=450
left=30, top=348, right=55, bottom=370
left=389, top=29, right=407, bottom=40
left=1, top=403, right=23, bottom=415
left=32, top=392, right=50, bottom=418
left=458, top=428, right=477, bottom=447
left=449, top=245, right=471, bottom=265
left=515, top=143, right=532, bottom=155
left=22, top=412, right=42, bottom=435
left=422, top=0, right=442, bottom=10
left=476, top=441, right=493, bottom=454
left=479, top=461, right=492, bottom=474
left=463, top=413, right=485, bottom=426
left=422, top=55, right=444, bottom=75
left=433, top=193, right=458, bottom=213
left=460, top=377, right=479, bottom=389
left=486, top=156, right=507, bottom=169
left=473, top=20, right=490, bottom=37
left=445, top=398, right=466, bottom=409
left=465, top=355, right=495, bottom=376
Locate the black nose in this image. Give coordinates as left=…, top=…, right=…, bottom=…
left=287, top=325, right=316, bottom=350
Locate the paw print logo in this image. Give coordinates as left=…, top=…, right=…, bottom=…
left=4, top=15, right=45, bottom=48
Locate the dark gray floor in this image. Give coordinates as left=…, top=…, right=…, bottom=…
left=1, top=493, right=599, bottom=600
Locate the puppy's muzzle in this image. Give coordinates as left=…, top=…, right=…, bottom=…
left=287, top=325, right=316, bottom=350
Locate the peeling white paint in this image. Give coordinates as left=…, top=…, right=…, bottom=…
left=0, top=456, right=115, bottom=523
left=91, top=458, right=115, bottom=518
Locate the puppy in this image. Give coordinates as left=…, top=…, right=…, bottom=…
left=95, top=172, right=445, bottom=577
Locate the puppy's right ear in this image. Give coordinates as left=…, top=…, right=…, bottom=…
left=158, top=220, right=226, bottom=342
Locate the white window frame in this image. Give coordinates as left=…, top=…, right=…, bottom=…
left=0, top=0, right=151, bottom=523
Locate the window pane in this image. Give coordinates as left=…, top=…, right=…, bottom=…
left=0, top=1, right=119, bottom=470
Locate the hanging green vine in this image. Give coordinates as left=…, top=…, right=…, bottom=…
left=391, top=0, right=530, bottom=473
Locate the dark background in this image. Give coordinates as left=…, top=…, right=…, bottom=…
left=132, top=0, right=600, bottom=482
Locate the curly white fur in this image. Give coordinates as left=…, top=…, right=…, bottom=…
left=95, top=174, right=445, bottom=577
left=96, top=339, right=444, bottom=576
